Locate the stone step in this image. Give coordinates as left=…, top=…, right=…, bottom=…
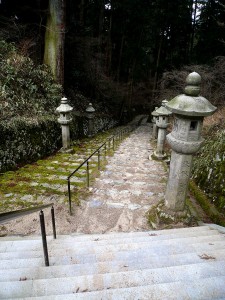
left=1, top=238, right=225, bottom=270
left=1, top=250, right=225, bottom=282
left=0, top=226, right=219, bottom=252
left=0, top=231, right=223, bottom=260
left=0, top=225, right=215, bottom=243
left=1, top=268, right=225, bottom=299
left=11, top=276, right=225, bottom=300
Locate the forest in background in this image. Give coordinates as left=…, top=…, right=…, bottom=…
left=1, top=0, right=225, bottom=119
left=0, top=0, right=224, bottom=220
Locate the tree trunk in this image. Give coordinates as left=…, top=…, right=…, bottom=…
left=190, top=0, right=198, bottom=57
left=152, top=32, right=163, bottom=97
left=106, top=0, right=113, bottom=76
left=43, top=0, right=66, bottom=85
left=80, top=0, right=85, bottom=28
left=116, top=34, right=125, bottom=81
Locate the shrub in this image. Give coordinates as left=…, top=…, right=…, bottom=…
left=192, top=125, right=225, bottom=214
left=0, top=40, right=62, bottom=120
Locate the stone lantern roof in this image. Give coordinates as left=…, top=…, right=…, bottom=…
left=156, top=105, right=172, bottom=116
left=165, top=72, right=217, bottom=117
left=86, top=103, right=95, bottom=113
left=56, top=97, right=73, bottom=113
left=151, top=107, right=159, bottom=116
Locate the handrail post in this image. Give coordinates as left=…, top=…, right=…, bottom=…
left=113, top=137, right=115, bottom=150
left=98, top=150, right=100, bottom=170
left=51, top=206, right=56, bottom=239
left=68, top=179, right=72, bottom=215
left=87, top=160, right=90, bottom=187
left=104, top=143, right=107, bottom=157
left=108, top=139, right=110, bottom=150
left=39, top=210, right=49, bottom=267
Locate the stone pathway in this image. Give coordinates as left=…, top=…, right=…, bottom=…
left=1, top=118, right=168, bottom=235
left=73, top=121, right=167, bottom=233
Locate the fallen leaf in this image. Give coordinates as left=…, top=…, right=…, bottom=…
left=199, top=254, right=216, bottom=260
left=19, top=277, right=27, bottom=281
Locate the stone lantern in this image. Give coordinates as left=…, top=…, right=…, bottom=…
left=86, top=103, right=95, bottom=137
left=164, top=72, right=217, bottom=212
left=151, top=107, right=159, bottom=139
left=56, top=97, right=73, bottom=152
left=154, top=101, right=172, bottom=160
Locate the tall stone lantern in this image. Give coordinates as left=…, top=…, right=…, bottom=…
left=86, top=103, right=95, bottom=137
left=151, top=107, right=159, bottom=139
left=164, top=72, right=217, bottom=212
left=154, top=102, right=172, bottom=159
left=56, top=97, right=73, bottom=152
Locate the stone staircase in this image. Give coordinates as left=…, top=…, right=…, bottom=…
left=1, top=225, right=225, bottom=299
left=1, top=117, right=225, bottom=298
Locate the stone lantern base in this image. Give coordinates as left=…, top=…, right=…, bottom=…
left=58, top=147, right=74, bottom=154
left=146, top=200, right=197, bottom=230
left=151, top=151, right=168, bottom=160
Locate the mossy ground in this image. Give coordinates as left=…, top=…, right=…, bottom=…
left=146, top=199, right=197, bottom=230
left=189, top=180, right=225, bottom=227
left=192, top=123, right=225, bottom=216
left=0, top=126, right=129, bottom=213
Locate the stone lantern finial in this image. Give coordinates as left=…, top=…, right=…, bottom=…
left=86, top=103, right=95, bottom=114
left=166, top=73, right=216, bottom=117
left=162, top=99, right=168, bottom=107
left=184, top=72, right=201, bottom=96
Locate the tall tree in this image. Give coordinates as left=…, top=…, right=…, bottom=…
left=194, top=0, right=225, bottom=63
left=43, top=0, right=66, bottom=85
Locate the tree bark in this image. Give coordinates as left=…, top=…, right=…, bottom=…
left=116, top=34, right=124, bottom=81
left=190, top=0, right=198, bottom=57
left=152, top=32, right=163, bottom=97
left=43, top=0, right=66, bottom=85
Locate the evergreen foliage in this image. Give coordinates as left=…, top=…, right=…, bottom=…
left=0, top=40, right=62, bottom=120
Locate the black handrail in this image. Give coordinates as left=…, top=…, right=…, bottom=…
left=0, top=203, right=54, bottom=224
left=0, top=203, right=56, bottom=267
left=67, top=127, right=131, bottom=215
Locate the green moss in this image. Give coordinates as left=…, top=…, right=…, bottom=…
left=189, top=180, right=225, bottom=227
left=0, top=125, right=130, bottom=212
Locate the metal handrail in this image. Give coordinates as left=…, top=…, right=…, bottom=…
left=67, top=127, right=131, bottom=215
left=0, top=203, right=53, bottom=224
left=0, top=203, right=56, bottom=267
